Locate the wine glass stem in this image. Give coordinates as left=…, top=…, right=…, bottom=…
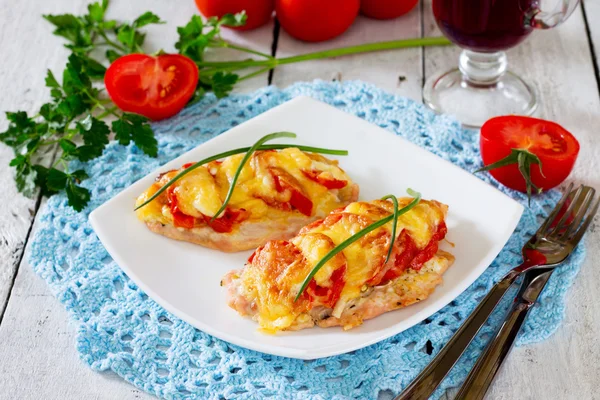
left=459, top=50, right=508, bottom=85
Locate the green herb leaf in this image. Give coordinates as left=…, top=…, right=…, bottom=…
left=59, top=139, right=77, bottom=153
left=212, top=132, right=296, bottom=221
left=294, top=189, right=423, bottom=302
left=134, top=11, right=163, bottom=28
left=116, top=25, right=136, bottom=49
left=112, top=114, right=158, bottom=157
left=111, top=118, right=133, bottom=145
left=0, top=111, right=37, bottom=149
left=216, top=12, right=247, bottom=28
left=175, top=15, right=208, bottom=62
left=106, top=49, right=121, bottom=63
left=45, top=70, right=61, bottom=88
left=134, top=142, right=348, bottom=211
left=32, top=165, right=58, bottom=197
left=71, top=169, right=89, bottom=182
left=46, top=167, right=90, bottom=210
left=80, top=55, right=107, bottom=79
left=74, top=116, right=110, bottom=161
left=62, top=54, right=93, bottom=95
left=15, top=160, right=38, bottom=198
left=65, top=179, right=91, bottom=211
left=43, top=14, right=89, bottom=47
left=47, top=168, right=68, bottom=191
left=87, top=2, right=105, bottom=23
left=209, top=72, right=239, bottom=99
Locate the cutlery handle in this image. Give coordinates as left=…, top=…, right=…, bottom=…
left=394, top=270, right=520, bottom=400
left=454, top=270, right=552, bottom=400
left=453, top=299, right=531, bottom=400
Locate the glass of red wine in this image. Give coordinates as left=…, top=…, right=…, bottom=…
left=424, top=0, right=580, bottom=127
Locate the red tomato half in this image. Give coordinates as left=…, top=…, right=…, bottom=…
left=360, top=0, right=419, bottom=20
left=275, top=0, right=360, bottom=42
left=105, top=54, right=199, bottom=121
left=480, top=116, right=580, bottom=192
left=195, top=0, right=275, bottom=30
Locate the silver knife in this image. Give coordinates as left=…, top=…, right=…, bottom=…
left=453, top=267, right=554, bottom=400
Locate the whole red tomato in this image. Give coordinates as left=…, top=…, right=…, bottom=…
left=105, top=54, right=199, bottom=121
left=275, top=0, right=360, bottom=42
left=480, top=116, right=580, bottom=193
left=194, top=0, right=275, bottom=30
left=360, top=0, right=419, bottom=19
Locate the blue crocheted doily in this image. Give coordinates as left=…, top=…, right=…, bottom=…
left=29, top=81, right=585, bottom=400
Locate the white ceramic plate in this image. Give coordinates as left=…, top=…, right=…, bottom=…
left=90, top=96, right=523, bottom=360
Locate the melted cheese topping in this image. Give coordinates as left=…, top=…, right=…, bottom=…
left=238, top=198, right=448, bottom=332
left=135, top=148, right=356, bottom=231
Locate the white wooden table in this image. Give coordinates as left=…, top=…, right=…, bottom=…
left=1, top=1, right=599, bottom=399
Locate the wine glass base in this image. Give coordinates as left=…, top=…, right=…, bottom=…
left=423, top=68, right=538, bottom=128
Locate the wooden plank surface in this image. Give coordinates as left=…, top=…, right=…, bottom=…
left=0, top=0, right=75, bottom=323
left=1, top=0, right=599, bottom=399
left=583, top=0, right=600, bottom=93
left=272, top=8, right=424, bottom=101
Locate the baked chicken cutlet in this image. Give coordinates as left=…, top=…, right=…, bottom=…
left=135, top=147, right=359, bottom=252
left=223, top=197, right=454, bottom=332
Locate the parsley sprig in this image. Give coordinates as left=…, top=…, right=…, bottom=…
left=294, top=189, right=422, bottom=302
left=1, top=0, right=163, bottom=211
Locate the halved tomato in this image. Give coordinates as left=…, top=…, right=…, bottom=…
left=105, top=54, right=199, bottom=121
left=480, top=116, right=580, bottom=193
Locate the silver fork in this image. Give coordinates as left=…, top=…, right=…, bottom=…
left=454, top=185, right=598, bottom=400
left=394, top=184, right=599, bottom=400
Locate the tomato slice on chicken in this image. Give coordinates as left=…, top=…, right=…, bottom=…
left=167, top=187, right=196, bottom=229
left=480, top=116, right=579, bottom=193
left=306, top=265, right=346, bottom=308
left=167, top=186, right=250, bottom=232
left=105, top=54, right=199, bottom=121
left=269, top=167, right=314, bottom=216
left=202, top=208, right=251, bottom=233
left=302, top=169, right=348, bottom=189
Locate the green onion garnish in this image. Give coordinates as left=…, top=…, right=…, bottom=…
left=294, top=189, right=422, bottom=302
left=381, top=195, right=399, bottom=264
left=211, top=132, right=296, bottom=220
left=134, top=138, right=349, bottom=211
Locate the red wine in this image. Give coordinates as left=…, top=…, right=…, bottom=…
left=433, top=0, right=538, bottom=52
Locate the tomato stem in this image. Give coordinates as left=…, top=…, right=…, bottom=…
left=97, top=30, right=128, bottom=53
left=96, top=106, right=120, bottom=120
left=476, top=148, right=544, bottom=205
